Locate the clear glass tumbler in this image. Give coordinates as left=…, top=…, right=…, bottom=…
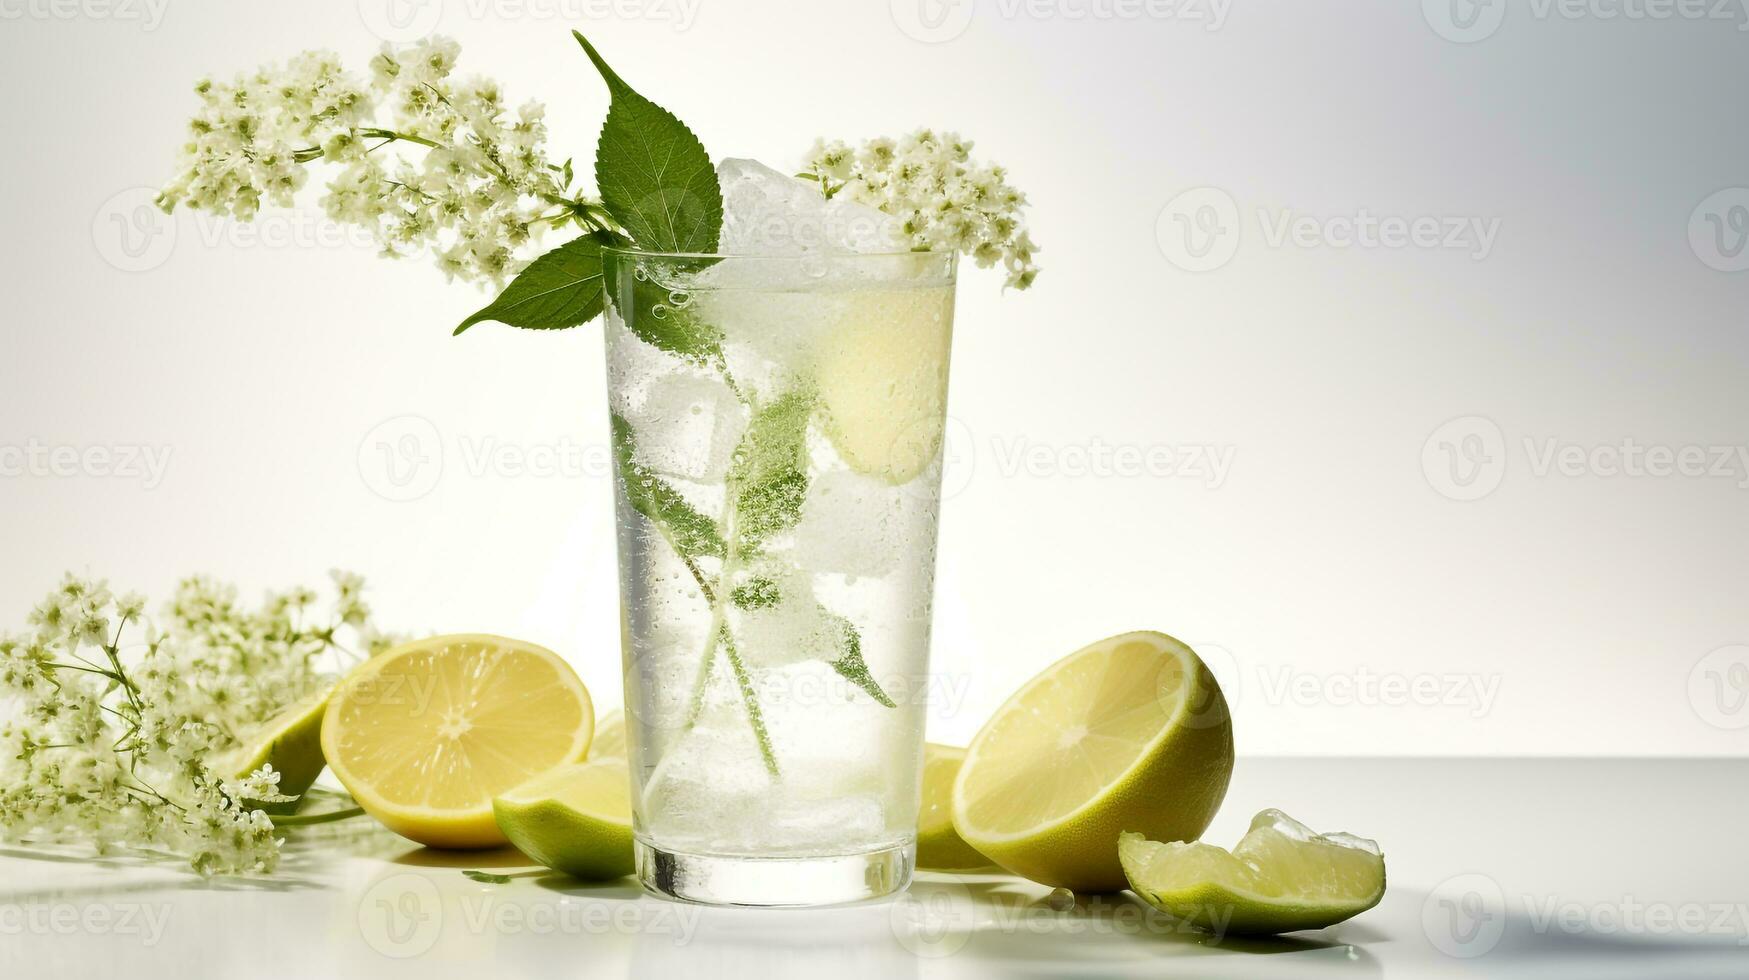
left=601, top=246, right=958, bottom=907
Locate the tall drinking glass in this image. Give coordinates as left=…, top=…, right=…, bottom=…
left=601, top=246, right=958, bottom=907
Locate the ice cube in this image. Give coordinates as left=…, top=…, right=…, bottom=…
left=626, top=372, right=747, bottom=483
left=768, top=792, right=886, bottom=846
left=717, top=158, right=905, bottom=255
left=792, top=468, right=930, bottom=578
left=727, top=568, right=837, bottom=670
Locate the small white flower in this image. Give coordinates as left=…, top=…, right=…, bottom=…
left=804, top=128, right=1040, bottom=290
left=161, top=37, right=579, bottom=290
left=1, top=571, right=384, bottom=876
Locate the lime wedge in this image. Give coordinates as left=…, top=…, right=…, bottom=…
left=212, top=689, right=331, bottom=815
left=492, top=758, right=635, bottom=880
left=815, top=286, right=955, bottom=484
left=1120, top=809, right=1386, bottom=935
left=951, top=631, right=1233, bottom=892
left=916, top=744, right=989, bottom=870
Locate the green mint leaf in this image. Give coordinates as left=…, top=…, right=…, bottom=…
left=454, top=236, right=606, bottom=335
left=620, top=267, right=723, bottom=362
left=730, top=577, right=780, bottom=610
left=735, top=470, right=807, bottom=548
left=825, top=614, right=896, bottom=708
left=573, top=31, right=722, bottom=253
left=728, top=390, right=814, bottom=550
left=463, top=870, right=512, bottom=884
left=611, top=413, right=726, bottom=559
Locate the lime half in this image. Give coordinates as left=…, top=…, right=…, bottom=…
left=951, top=631, right=1233, bottom=892
left=493, top=758, right=635, bottom=880
left=1120, top=808, right=1386, bottom=935
left=916, top=744, right=990, bottom=870
left=212, top=689, right=331, bottom=815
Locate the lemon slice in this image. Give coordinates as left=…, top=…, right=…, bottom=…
left=212, top=688, right=330, bottom=815
left=815, top=285, right=955, bottom=484
left=320, top=634, right=593, bottom=848
left=1120, top=809, right=1386, bottom=935
left=916, top=744, right=990, bottom=870
left=493, top=758, right=635, bottom=880
left=951, top=631, right=1233, bottom=892
left=589, top=709, right=627, bottom=760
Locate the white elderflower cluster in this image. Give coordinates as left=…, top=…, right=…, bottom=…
left=0, top=573, right=390, bottom=876
left=158, top=37, right=583, bottom=287
left=803, top=130, right=1040, bottom=290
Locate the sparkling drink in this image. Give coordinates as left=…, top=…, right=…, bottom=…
left=603, top=246, right=957, bottom=906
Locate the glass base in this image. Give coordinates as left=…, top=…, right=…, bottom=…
left=635, top=839, right=915, bottom=908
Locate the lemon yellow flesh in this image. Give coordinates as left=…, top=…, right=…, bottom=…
left=951, top=631, right=1233, bottom=892
left=1120, top=809, right=1386, bottom=935
left=321, top=634, right=593, bottom=848
left=493, top=758, right=635, bottom=880
left=916, top=744, right=990, bottom=870
left=589, top=709, right=627, bottom=760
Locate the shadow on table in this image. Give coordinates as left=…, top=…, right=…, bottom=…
left=886, top=876, right=1385, bottom=976
left=0, top=844, right=328, bottom=896
left=386, top=843, right=541, bottom=870
left=533, top=872, right=647, bottom=901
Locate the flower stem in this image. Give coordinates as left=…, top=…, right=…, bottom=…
left=272, top=806, right=367, bottom=827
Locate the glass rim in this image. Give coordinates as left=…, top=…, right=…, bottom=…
left=599, top=244, right=958, bottom=262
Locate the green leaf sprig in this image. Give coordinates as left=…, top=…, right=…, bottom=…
left=460, top=33, right=896, bottom=779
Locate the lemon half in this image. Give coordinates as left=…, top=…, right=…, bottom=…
left=320, top=634, right=593, bottom=848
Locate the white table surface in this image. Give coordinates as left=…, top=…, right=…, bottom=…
left=3, top=758, right=1746, bottom=979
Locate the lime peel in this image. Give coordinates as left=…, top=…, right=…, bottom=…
left=493, top=758, right=635, bottom=880
left=1120, top=808, right=1386, bottom=936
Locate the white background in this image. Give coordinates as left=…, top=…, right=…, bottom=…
left=3, top=0, right=1747, bottom=756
